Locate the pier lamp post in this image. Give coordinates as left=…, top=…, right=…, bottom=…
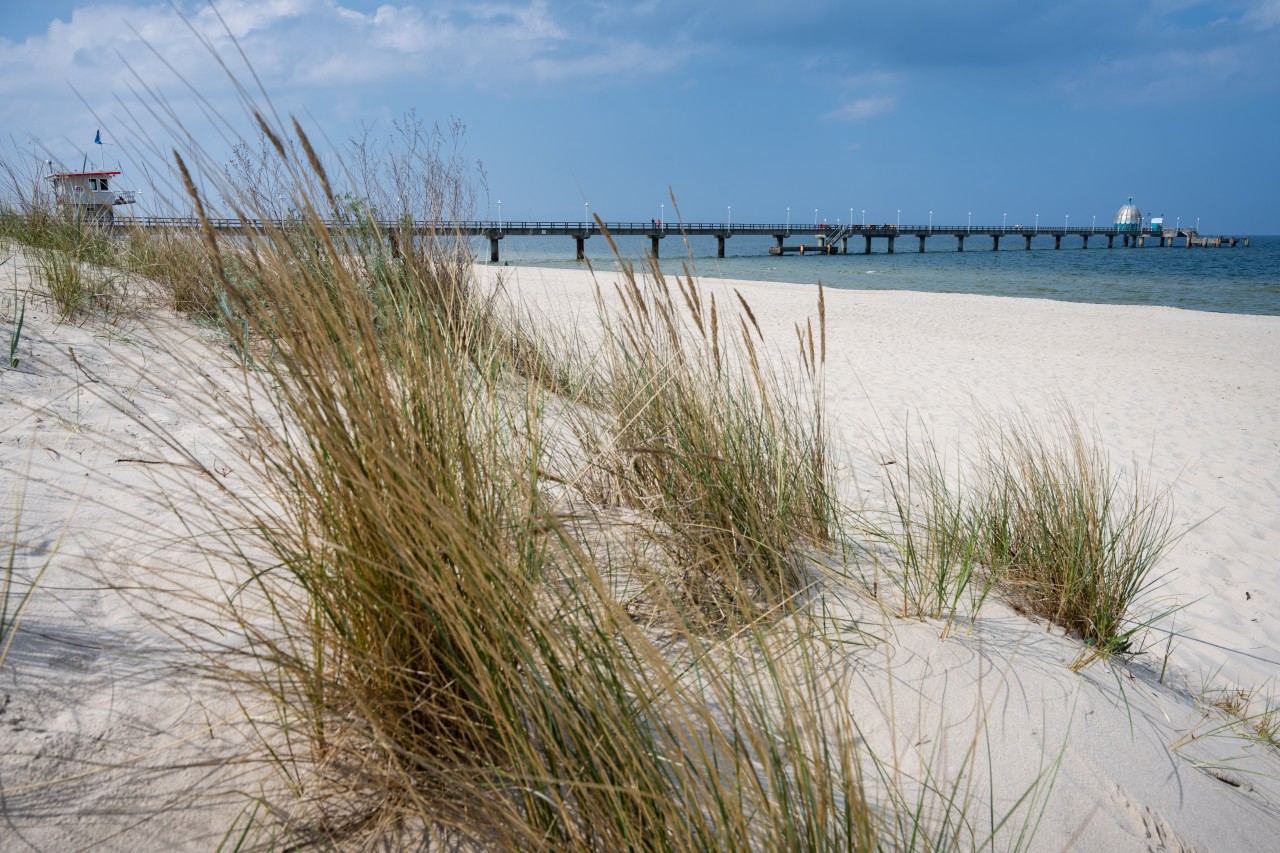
left=1035, top=213, right=1039, bottom=233
left=661, top=202, right=664, bottom=230
left=727, top=205, right=731, bottom=230
left=897, top=209, right=901, bottom=228
left=1065, top=213, right=1069, bottom=228
left=862, top=209, right=865, bottom=226
left=498, top=199, right=502, bottom=229
left=1003, top=212, right=1007, bottom=228
left=786, top=207, right=790, bottom=232
left=850, top=207, right=853, bottom=229
left=1196, top=217, right=1200, bottom=232
left=967, top=211, right=972, bottom=229
left=1176, top=217, right=1180, bottom=230
left=1092, top=214, right=1096, bottom=231
left=585, top=201, right=589, bottom=230
left=814, top=208, right=818, bottom=227
left=929, top=210, right=932, bottom=232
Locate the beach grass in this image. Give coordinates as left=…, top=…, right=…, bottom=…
left=0, top=79, right=1196, bottom=846
left=974, top=412, right=1179, bottom=666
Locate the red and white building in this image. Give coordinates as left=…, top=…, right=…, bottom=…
left=46, top=169, right=137, bottom=224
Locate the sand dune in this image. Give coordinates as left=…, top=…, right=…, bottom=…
left=3, top=244, right=1279, bottom=849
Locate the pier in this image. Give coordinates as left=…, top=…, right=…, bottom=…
left=104, top=216, right=1247, bottom=262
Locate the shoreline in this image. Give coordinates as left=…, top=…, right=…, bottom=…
left=472, top=231, right=1280, bottom=317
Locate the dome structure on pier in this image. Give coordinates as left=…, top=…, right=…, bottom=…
left=1114, top=196, right=1143, bottom=232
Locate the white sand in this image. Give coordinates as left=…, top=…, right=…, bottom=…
left=480, top=262, right=1280, bottom=849
left=3, top=242, right=1279, bottom=850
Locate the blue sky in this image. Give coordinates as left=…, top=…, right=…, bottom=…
left=2, top=0, right=1278, bottom=232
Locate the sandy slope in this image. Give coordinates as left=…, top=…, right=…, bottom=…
left=1, top=245, right=273, bottom=850
left=479, top=261, right=1280, bottom=850
left=3, top=239, right=1280, bottom=850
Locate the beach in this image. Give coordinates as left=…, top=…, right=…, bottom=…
left=4, top=245, right=1280, bottom=849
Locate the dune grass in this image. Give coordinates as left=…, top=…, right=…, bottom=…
left=0, top=78, right=1189, bottom=846
left=866, top=410, right=1178, bottom=663
left=135, top=113, right=911, bottom=849
left=561, top=233, right=836, bottom=626
left=975, top=413, right=1179, bottom=667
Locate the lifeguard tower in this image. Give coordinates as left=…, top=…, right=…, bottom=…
left=46, top=167, right=137, bottom=224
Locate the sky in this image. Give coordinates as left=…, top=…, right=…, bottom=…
left=2, top=0, right=1279, bottom=232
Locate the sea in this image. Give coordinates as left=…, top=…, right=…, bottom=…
left=474, top=232, right=1280, bottom=317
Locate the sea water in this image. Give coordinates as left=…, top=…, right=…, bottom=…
left=478, top=232, right=1280, bottom=317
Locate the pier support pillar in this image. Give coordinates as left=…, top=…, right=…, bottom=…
left=919, top=235, right=926, bottom=253
left=775, top=234, right=785, bottom=252
left=389, top=231, right=401, bottom=259
left=1053, top=234, right=1061, bottom=250
left=490, top=237, right=500, bottom=263
left=1025, top=235, right=1032, bottom=250
left=841, top=237, right=848, bottom=254
left=992, top=235, right=1000, bottom=251
left=575, top=236, right=586, bottom=260
left=717, top=235, right=726, bottom=258
left=864, top=235, right=872, bottom=254
left=1107, top=235, right=1114, bottom=248
left=650, top=234, right=661, bottom=258
left=1081, top=235, right=1088, bottom=249
left=887, top=235, right=895, bottom=254
left=957, top=235, right=964, bottom=252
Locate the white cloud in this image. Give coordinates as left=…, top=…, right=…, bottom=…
left=824, top=95, right=897, bottom=122
left=1244, top=0, right=1280, bottom=28
left=0, top=0, right=690, bottom=170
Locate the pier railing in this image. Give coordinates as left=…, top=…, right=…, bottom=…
left=13, top=213, right=1240, bottom=258
left=107, top=216, right=1203, bottom=238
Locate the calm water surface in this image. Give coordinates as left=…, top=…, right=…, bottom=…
left=479, top=233, right=1280, bottom=317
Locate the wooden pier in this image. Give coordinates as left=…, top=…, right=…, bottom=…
left=103, top=216, right=1247, bottom=262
